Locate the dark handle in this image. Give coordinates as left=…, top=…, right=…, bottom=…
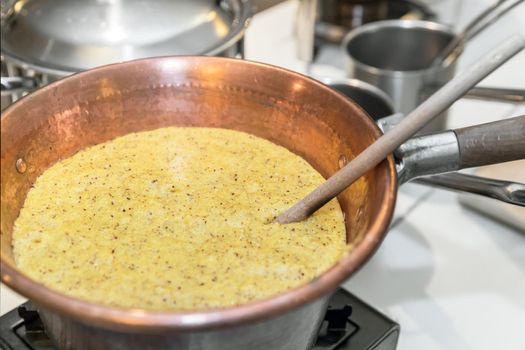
left=454, top=115, right=525, bottom=168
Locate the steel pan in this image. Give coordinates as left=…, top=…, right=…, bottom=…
left=0, top=0, right=252, bottom=108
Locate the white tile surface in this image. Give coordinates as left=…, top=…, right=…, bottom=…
left=343, top=189, right=525, bottom=350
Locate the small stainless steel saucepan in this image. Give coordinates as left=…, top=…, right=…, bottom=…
left=1, top=57, right=524, bottom=350
left=342, top=19, right=525, bottom=133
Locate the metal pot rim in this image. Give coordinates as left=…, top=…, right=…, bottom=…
left=341, top=19, right=456, bottom=78
left=0, top=0, right=252, bottom=77
left=322, top=77, right=396, bottom=112
left=0, top=56, right=397, bottom=333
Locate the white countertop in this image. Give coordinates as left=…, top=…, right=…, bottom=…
left=2, top=1, right=525, bottom=349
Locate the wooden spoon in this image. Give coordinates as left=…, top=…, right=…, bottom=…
left=276, top=35, right=525, bottom=224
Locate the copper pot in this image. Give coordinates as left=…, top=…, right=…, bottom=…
left=1, top=56, right=396, bottom=349
left=3, top=54, right=525, bottom=349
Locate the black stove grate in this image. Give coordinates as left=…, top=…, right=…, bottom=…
left=0, top=289, right=398, bottom=350
left=313, top=289, right=399, bottom=350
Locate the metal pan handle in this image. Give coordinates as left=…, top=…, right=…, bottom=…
left=396, top=115, right=525, bottom=182
left=392, top=115, right=525, bottom=206
left=1, top=76, right=38, bottom=96
left=422, top=85, right=525, bottom=104
left=465, top=86, right=525, bottom=103
left=414, top=173, right=525, bottom=207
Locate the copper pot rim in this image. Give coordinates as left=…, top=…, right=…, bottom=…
left=0, top=56, right=397, bottom=332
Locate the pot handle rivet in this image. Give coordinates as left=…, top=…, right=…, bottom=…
left=338, top=155, right=348, bottom=169
left=16, top=158, right=27, bottom=174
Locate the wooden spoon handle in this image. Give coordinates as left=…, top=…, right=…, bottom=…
left=276, top=35, right=525, bottom=224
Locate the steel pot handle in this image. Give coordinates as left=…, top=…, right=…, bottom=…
left=0, top=76, right=38, bottom=96
left=422, top=85, right=525, bottom=104
left=414, top=173, right=525, bottom=207
left=388, top=115, right=525, bottom=206
left=395, top=115, right=525, bottom=182
left=465, top=86, right=525, bottom=103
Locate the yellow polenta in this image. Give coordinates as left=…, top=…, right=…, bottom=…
left=13, top=127, right=346, bottom=311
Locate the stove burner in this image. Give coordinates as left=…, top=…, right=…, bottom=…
left=0, top=289, right=399, bottom=350
left=313, top=289, right=399, bottom=350
left=0, top=305, right=53, bottom=350
left=314, top=305, right=357, bottom=349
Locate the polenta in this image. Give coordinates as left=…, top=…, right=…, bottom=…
left=13, top=127, right=346, bottom=311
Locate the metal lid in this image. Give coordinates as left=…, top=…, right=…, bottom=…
left=1, top=0, right=250, bottom=75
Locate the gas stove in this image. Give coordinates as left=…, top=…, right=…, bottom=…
left=0, top=289, right=399, bottom=350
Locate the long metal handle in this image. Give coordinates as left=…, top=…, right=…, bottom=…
left=396, top=115, right=525, bottom=183
left=465, top=0, right=524, bottom=41
left=464, top=86, right=525, bottom=102
left=432, top=0, right=524, bottom=67
left=1, top=76, right=38, bottom=96
left=415, top=173, right=525, bottom=207
left=378, top=114, right=525, bottom=206
left=394, top=116, right=525, bottom=206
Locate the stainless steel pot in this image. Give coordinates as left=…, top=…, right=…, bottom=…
left=341, top=19, right=525, bottom=133
left=1, top=57, right=523, bottom=350
left=342, top=20, right=456, bottom=133
left=294, top=0, right=436, bottom=60
left=0, top=0, right=252, bottom=107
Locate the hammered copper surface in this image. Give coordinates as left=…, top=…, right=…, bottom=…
left=0, top=57, right=396, bottom=338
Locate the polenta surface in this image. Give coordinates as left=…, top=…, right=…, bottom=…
left=13, top=127, right=346, bottom=311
